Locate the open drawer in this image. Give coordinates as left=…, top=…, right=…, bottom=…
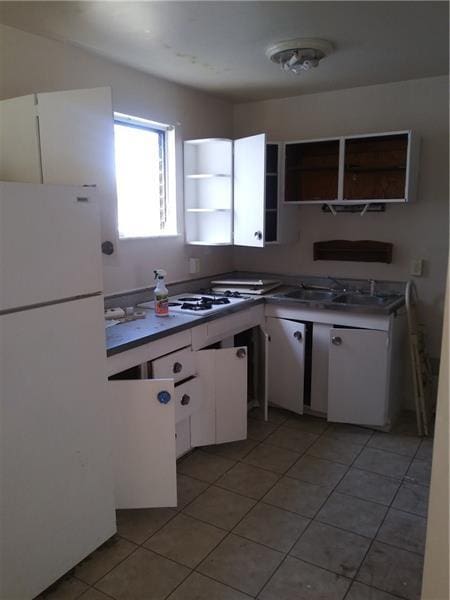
left=152, top=346, right=196, bottom=383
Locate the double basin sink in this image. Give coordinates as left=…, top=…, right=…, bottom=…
left=277, top=288, right=404, bottom=311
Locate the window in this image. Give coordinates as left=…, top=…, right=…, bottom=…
left=114, top=113, right=176, bottom=238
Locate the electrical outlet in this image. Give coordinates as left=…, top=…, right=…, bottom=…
left=410, top=259, right=424, bottom=277
left=189, top=258, right=200, bottom=274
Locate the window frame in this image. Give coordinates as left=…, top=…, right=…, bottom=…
left=113, top=112, right=177, bottom=240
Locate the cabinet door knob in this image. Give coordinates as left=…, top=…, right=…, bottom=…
left=332, top=336, right=342, bottom=346
left=181, top=394, right=190, bottom=406
left=293, top=330, right=303, bottom=341
left=157, top=390, right=171, bottom=404
left=173, top=362, right=183, bottom=374
left=254, top=231, right=262, bottom=240
left=236, top=348, right=246, bottom=359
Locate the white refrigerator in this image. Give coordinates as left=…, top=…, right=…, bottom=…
left=0, top=182, right=116, bottom=599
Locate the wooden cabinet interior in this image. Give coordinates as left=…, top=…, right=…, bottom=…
left=344, top=133, right=408, bottom=200
left=285, top=139, right=340, bottom=202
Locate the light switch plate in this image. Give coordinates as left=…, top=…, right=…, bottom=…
left=410, top=258, right=424, bottom=277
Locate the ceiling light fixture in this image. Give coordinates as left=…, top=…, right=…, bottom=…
left=266, top=38, right=333, bottom=74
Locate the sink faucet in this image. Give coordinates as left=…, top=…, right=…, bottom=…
left=328, top=276, right=347, bottom=292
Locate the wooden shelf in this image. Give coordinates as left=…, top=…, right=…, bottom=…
left=186, top=173, right=231, bottom=179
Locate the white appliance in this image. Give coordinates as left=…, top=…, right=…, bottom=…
left=0, top=182, right=116, bottom=599
left=140, top=292, right=250, bottom=316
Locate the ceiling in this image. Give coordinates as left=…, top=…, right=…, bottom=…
left=0, top=1, right=448, bottom=102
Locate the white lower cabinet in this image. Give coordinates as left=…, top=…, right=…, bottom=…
left=327, top=327, right=389, bottom=426
left=110, top=379, right=177, bottom=509
left=108, top=336, right=250, bottom=509
left=266, top=317, right=305, bottom=415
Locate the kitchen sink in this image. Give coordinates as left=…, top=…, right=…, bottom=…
left=283, top=289, right=337, bottom=302
left=332, top=293, right=393, bottom=306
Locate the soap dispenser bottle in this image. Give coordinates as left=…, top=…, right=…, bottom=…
left=154, top=269, right=169, bottom=316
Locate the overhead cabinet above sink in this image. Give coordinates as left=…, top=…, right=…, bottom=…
left=184, top=135, right=300, bottom=247
left=284, top=130, right=419, bottom=205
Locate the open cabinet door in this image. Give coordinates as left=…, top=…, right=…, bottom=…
left=36, top=87, right=117, bottom=243
left=191, top=347, right=248, bottom=447
left=110, top=379, right=177, bottom=509
left=327, top=328, right=389, bottom=426
left=0, top=94, right=42, bottom=183
left=233, top=133, right=266, bottom=247
left=267, top=317, right=305, bottom=415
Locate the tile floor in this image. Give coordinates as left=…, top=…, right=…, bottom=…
left=38, top=409, right=433, bottom=600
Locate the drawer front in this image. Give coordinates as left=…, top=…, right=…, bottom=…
left=152, top=347, right=196, bottom=383
left=175, top=419, right=191, bottom=459
left=191, top=305, right=264, bottom=350
left=174, top=377, right=202, bottom=423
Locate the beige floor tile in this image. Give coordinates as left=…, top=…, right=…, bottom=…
left=357, top=541, right=424, bottom=600
left=167, top=572, right=250, bottom=600
left=353, top=448, right=411, bottom=479
left=336, top=467, right=401, bottom=505
left=346, top=582, right=402, bottom=600
left=79, top=589, right=113, bottom=600
left=38, top=577, right=88, bottom=600
left=234, top=502, right=310, bottom=552
left=96, top=547, right=190, bottom=600
left=183, top=486, right=255, bottom=530
left=368, top=432, right=421, bottom=457
left=316, top=492, right=387, bottom=538
left=265, top=426, right=318, bottom=453
left=74, top=537, right=136, bottom=584
left=144, top=513, right=226, bottom=568
left=283, top=414, right=329, bottom=435
left=177, top=450, right=235, bottom=483
left=247, top=419, right=278, bottom=441
left=307, top=437, right=362, bottom=466
left=376, top=508, right=427, bottom=554
left=259, top=556, right=350, bottom=600
left=116, top=507, right=176, bottom=544
left=203, top=438, right=259, bottom=461
left=176, top=474, right=209, bottom=510
left=242, top=443, right=300, bottom=474
left=287, top=454, right=348, bottom=487
left=215, top=462, right=279, bottom=499
left=324, top=423, right=374, bottom=445
left=290, top=521, right=370, bottom=577
left=197, top=533, right=283, bottom=596
left=264, top=476, right=331, bottom=518
left=392, top=482, right=429, bottom=517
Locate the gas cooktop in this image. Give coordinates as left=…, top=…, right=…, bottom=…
left=167, top=292, right=249, bottom=315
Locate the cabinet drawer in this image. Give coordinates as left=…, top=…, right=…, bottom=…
left=174, top=377, right=202, bottom=423
left=152, top=347, right=196, bottom=383
left=192, top=305, right=264, bottom=349
left=175, top=419, right=191, bottom=459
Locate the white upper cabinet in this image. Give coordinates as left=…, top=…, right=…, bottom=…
left=283, top=130, right=419, bottom=205
left=233, top=134, right=266, bottom=247
left=0, top=87, right=117, bottom=244
left=0, top=94, right=42, bottom=183
left=184, top=134, right=300, bottom=247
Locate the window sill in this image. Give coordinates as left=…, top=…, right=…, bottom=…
left=118, top=234, right=181, bottom=241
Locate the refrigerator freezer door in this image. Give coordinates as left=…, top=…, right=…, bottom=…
left=0, top=182, right=103, bottom=311
left=0, top=295, right=116, bottom=599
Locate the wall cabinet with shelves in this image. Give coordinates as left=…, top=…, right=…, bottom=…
left=283, top=130, right=418, bottom=205
left=184, top=136, right=300, bottom=247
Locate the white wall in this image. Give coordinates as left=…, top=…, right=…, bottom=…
left=233, top=77, right=449, bottom=357
left=0, top=24, right=234, bottom=294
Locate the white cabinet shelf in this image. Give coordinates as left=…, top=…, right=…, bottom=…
left=184, top=136, right=300, bottom=247
left=186, top=173, right=231, bottom=179
left=186, top=208, right=231, bottom=213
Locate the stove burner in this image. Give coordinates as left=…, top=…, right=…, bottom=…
left=168, top=302, right=182, bottom=307
left=200, top=296, right=231, bottom=305
left=178, top=297, right=201, bottom=302
left=223, top=290, right=244, bottom=298
left=181, top=302, right=212, bottom=311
